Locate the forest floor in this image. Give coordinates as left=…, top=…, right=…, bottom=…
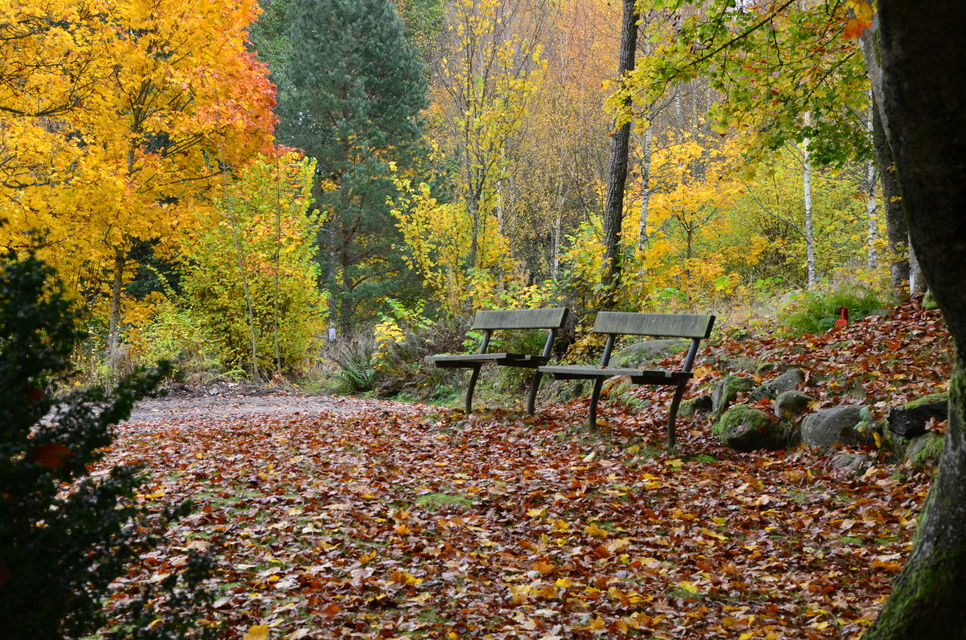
left=108, top=301, right=951, bottom=639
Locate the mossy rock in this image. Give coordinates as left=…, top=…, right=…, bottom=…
left=922, top=290, right=938, bottom=310
left=615, top=339, right=689, bottom=367
left=773, top=390, right=816, bottom=419
left=801, top=406, right=870, bottom=448
left=679, top=394, right=713, bottom=418
left=713, top=404, right=799, bottom=452
left=749, top=368, right=805, bottom=402
left=888, top=392, right=948, bottom=438
left=711, top=375, right=755, bottom=417
left=905, top=432, right=944, bottom=469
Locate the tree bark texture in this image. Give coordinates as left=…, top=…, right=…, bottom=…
left=106, top=248, right=125, bottom=366
left=864, top=2, right=966, bottom=638
left=600, top=0, right=638, bottom=303
left=802, top=115, right=816, bottom=288
left=872, top=100, right=910, bottom=300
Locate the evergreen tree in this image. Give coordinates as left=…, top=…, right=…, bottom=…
left=277, top=0, right=428, bottom=334
left=0, top=253, right=213, bottom=638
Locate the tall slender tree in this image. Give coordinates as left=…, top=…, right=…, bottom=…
left=277, top=0, right=427, bottom=334
left=600, top=0, right=638, bottom=305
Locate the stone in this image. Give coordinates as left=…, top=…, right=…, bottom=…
left=678, top=394, right=712, bottom=418
left=712, top=404, right=799, bottom=451
left=773, top=390, right=816, bottom=419
left=887, top=392, right=948, bottom=438
left=711, top=375, right=755, bottom=417
left=801, top=406, right=869, bottom=448
left=749, top=368, right=806, bottom=402
left=831, top=452, right=873, bottom=475
left=615, top=339, right=689, bottom=367
left=905, top=432, right=944, bottom=468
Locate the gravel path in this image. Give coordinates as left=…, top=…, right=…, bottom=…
left=124, top=386, right=426, bottom=424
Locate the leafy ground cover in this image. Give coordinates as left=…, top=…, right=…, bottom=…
left=104, top=302, right=949, bottom=639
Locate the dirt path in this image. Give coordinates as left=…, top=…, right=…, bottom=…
left=125, top=387, right=427, bottom=425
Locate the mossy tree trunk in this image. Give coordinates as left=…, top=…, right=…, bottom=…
left=864, top=1, right=966, bottom=637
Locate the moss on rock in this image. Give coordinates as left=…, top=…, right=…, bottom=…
left=713, top=404, right=798, bottom=451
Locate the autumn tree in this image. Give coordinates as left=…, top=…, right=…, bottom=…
left=630, top=0, right=892, bottom=290
left=861, top=1, right=966, bottom=635
left=277, top=0, right=427, bottom=334
left=0, top=0, right=276, bottom=365
left=432, top=0, right=547, bottom=278
left=179, top=151, right=324, bottom=378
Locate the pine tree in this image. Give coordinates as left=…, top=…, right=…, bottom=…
left=277, top=0, right=428, bottom=334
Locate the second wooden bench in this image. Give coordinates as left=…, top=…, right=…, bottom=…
left=539, top=312, right=715, bottom=448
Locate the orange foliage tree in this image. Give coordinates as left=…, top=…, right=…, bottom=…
left=0, top=0, right=275, bottom=362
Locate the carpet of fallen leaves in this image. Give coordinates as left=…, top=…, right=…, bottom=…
left=105, top=302, right=950, bottom=639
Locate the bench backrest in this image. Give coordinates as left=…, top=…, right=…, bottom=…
left=592, top=312, right=715, bottom=339
left=593, top=312, right=715, bottom=371
left=472, top=307, right=570, bottom=331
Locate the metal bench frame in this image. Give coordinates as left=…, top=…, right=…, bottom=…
left=425, top=308, right=570, bottom=414
left=539, top=312, right=715, bottom=448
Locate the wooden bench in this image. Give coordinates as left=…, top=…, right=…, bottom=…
left=538, top=312, right=715, bottom=448
left=425, top=308, right=569, bottom=415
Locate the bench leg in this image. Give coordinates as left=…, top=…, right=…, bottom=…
left=588, top=378, right=605, bottom=429
left=666, top=382, right=687, bottom=450
left=464, top=365, right=482, bottom=413
left=525, top=371, right=544, bottom=415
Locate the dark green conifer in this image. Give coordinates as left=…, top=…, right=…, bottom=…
left=277, top=0, right=428, bottom=333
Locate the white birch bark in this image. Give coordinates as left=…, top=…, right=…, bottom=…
left=803, top=113, right=816, bottom=288
left=866, top=94, right=879, bottom=270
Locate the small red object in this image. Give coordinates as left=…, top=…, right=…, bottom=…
left=834, top=306, right=849, bottom=329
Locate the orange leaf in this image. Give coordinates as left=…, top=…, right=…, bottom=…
left=32, top=443, right=72, bottom=469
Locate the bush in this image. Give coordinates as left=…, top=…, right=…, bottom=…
left=330, top=332, right=379, bottom=393
left=0, top=253, right=213, bottom=639
left=373, top=314, right=468, bottom=401
left=779, top=285, right=885, bottom=335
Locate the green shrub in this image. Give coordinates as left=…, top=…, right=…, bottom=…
left=0, top=253, right=214, bottom=639
left=330, top=333, right=379, bottom=393
left=779, top=285, right=885, bottom=335
left=374, top=314, right=467, bottom=400
left=493, top=328, right=549, bottom=391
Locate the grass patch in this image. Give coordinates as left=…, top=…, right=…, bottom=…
left=415, top=492, right=473, bottom=509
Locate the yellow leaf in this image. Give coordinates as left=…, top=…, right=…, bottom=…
left=526, top=507, right=546, bottom=518
left=554, top=577, right=573, bottom=588
left=243, top=626, right=270, bottom=640
left=586, top=615, right=606, bottom=631
left=389, top=570, right=422, bottom=586
left=677, top=581, right=701, bottom=594
left=584, top=523, right=609, bottom=538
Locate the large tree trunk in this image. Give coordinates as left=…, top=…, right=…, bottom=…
left=600, top=0, right=638, bottom=304
left=864, top=2, right=966, bottom=637
left=872, top=101, right=910, bottom=300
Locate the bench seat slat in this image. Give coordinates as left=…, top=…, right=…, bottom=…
left=593, top=312, right=714, bottom=338
left=539, top=364, right=690, bottom=383
left=426, top=352, right=552, bottom=368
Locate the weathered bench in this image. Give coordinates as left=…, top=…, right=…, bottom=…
left=425, top=308, right=569, bottom=415
left=538, top=312, right=715, bottom=448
